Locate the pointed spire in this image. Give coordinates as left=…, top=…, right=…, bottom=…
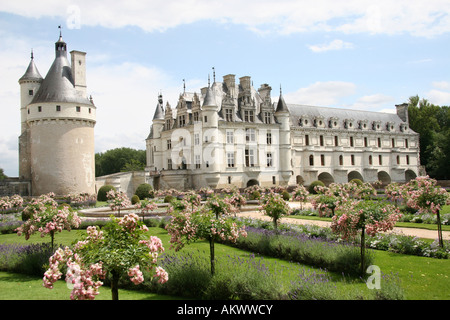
left=203, top=75, right=217, bottom=107
left=19, top=50, right=43, bottom=83
left=153, top=93, right=165, bottom=120
left=275, top=84, right=289, bottom=113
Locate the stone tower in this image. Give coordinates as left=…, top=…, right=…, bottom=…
left=274, top=88, right=292, bottom=186
left=18, top=32, right=96, bottom=196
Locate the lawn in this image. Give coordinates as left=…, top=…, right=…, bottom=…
left=0, top=224, right=449, bottom=300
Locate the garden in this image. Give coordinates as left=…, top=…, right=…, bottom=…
left=0, top=176, right=449, bottom=301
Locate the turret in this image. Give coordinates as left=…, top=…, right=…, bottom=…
left=275, top=87, right=292, bottom=185
left=151, top=93, right=165, bottom=139
left=20, top=30, right=96, bottom=196
left=202, top=78, right=221, bottom=172
left=18, top=50, right=43, bottom=180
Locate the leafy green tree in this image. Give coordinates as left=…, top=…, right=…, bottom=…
left=407, top=96, right=450, bottom=179
left=0, top=168, right=7, bottom=180
left=95, top=147, right=146, bottom=177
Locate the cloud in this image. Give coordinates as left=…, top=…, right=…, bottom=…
left=284, top=81, right=356, bottom=106
left=2, top=0, right=450, bottom=37
left=88, top=62, right=184, bottom=153
left=345, top=94, right=396, bottom=111
left=308, top=39, right=354, bottom=53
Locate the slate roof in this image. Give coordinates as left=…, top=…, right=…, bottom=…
left=30, top=36, right=93, bottom=106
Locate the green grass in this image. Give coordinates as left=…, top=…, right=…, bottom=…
left=0, top=271, right=181, bottom=300
left=1, top=226, right=449, bottom=300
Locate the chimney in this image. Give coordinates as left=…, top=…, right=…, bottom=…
left=395, top=103, right=409, bottom=123
left=70, top=50, right=87, bottom=96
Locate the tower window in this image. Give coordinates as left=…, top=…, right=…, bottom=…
left=76, top=106, right=81, bottom=112
left=267, top=153, right=273, bottom=167
left=56, top=105, right=61, bottom=112
left=38, top=106, right=42, bottom=112
left=29, top=90, right=33, bottom=96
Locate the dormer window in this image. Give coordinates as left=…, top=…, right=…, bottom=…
left=29, top=90, right=33, bottom=96
left=244, top=110, right=254, bottom=122
left=225, top=109, right=233, bottom=121
left=263, top=112, right=271, bottom=124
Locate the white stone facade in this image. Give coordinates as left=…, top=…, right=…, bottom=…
left=146, top=74, right=420, bottom=191
left=18, top=35, right=96, bottom=196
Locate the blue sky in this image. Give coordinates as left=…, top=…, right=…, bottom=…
left=1, top=1, right=450, bottom=176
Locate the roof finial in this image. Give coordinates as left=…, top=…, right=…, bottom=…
left=58, top=24, right=62, bottom=37
left=212, top=67, right=215, bottom=83
left=208, top=74, right=210, bottom=88
left=31, top=48, right=34, bottom=60
left=280, top=84, right=282, bottom=95
left=183, top=79, right=186, bottom=93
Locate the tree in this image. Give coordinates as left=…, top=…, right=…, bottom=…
left=407, top=96, right=450, bottom=179
left=106, top=189, right=131, bottom=217
left=43, top=213, right=168, bottom=300
left=95, top=147, right=146, bottom=177
left=401, top=176, right=449, bottom=248
left=331, top=199, right=401, bottom=275
left=16, top=193, right=80, bottom=251
left=165, top=194, right=246, bottom=275
left=291, top=185, right=309, bottom=210
left=260, top=191, right=291, bottom=232
left=0, top=168, right=7, bottom=180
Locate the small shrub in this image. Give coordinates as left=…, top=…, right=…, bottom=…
left=164, top=195, right=175, bottom=203
left=135, top=183, right=154, bottom=200
left=308, top=181, right=325, bottom=194
left=281, top=190, right=291, bottom=201
left=350, top=179, right=363, bottom=186
left=249, top=191, right=261, bottom=200
left=131, top=194, right=140, bottom=205
left=97, top=185, right=116, bottom=201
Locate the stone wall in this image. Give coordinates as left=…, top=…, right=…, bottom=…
left=0, top=178, right=31, bottom=197
left=95, top=171, right=146, bottom=199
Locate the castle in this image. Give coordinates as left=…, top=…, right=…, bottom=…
left=145, top=74, right=421, bottom=190
left=18, top=32, right=96, bottom=196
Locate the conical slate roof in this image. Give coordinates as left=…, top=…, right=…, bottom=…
left=275, top=93, right=289, bottom=113
left=202, top=86, right=217, bottom=107
left=19, top=54, right=43, bottom=83
left=30, top=36, right=92, bottom=105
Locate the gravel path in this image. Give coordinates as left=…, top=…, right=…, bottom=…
left=238, top=202, right=450, bottom=241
